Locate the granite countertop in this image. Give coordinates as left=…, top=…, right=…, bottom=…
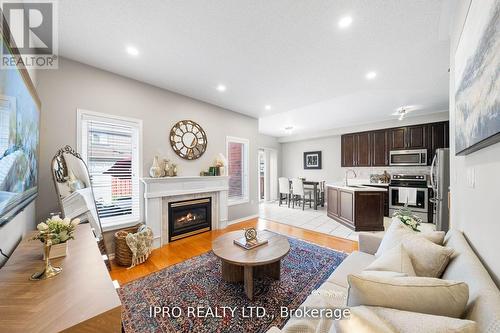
left=326, top=183, right=388, bottom=192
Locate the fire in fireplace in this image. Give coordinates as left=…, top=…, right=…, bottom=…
left=168, top=197, right=211, bottom=241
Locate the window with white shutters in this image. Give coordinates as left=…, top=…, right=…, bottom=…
left=78, top=110, right=142, bottom=228
left=226, top=136, right=249, bottom=205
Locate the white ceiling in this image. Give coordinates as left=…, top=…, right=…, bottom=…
left=58, top=0, right=451, bottom=138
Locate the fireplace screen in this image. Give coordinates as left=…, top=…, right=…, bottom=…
left=168, top=198, right=211, bottom=241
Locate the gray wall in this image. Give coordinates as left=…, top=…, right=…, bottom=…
left=0, top=69, right=37, bottom=267
left=449, top=0, right=500, bottom=286
left=36, top=58, right=280, bottom=227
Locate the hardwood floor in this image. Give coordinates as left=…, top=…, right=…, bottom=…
left=110, top=218, right=358, bottom=285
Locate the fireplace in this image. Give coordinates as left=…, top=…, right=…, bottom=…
left=168, top=197, right=211, bottom=241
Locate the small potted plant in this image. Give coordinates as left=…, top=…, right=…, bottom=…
left=393, top=204, right=422, bottom=232
left=33, top=216, right=80, bottom=259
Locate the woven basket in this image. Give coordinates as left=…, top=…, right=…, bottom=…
left=114, top=224, right=142, bottom=266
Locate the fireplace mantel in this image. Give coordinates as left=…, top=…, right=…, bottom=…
left=141, top=176, right=229, bottom=248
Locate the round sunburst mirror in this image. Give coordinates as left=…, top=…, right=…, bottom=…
left=169, top=120, right=207, bottom=160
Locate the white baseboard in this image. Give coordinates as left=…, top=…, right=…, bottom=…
left=227, top=214, right=259, bottom=226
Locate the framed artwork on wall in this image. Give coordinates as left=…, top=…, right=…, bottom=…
left=303, top=151, right=322, bottom=169
left=454, top=0, right=500, bottom=155
left=0, top=20, right=41, bottom=225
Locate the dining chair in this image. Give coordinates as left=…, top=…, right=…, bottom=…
left=291, top=178, right=313, bottom=210
left=318, top=181, right=326, bottom=207
left=278, top=177, right=291, bottom=207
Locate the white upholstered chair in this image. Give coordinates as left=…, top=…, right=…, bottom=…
left=291, top=178, right=313, bottom=210
left=278, top=177, right=291, bottom=207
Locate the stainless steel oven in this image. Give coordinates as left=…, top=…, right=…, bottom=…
left=389, top=174, right=429, bottom=222
left=389, top=149, right=427, bottom=166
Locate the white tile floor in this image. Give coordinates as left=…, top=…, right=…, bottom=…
left=259, top=201, right=361, bottom=241
left=259, top=201, right=435, bottom=241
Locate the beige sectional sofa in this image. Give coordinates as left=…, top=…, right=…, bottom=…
left=269, top=230, right=500, bottom=333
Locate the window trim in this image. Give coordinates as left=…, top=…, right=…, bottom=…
left=76, top=109, right=143, bottom=230
left=226, top=136, right=250, bottom=206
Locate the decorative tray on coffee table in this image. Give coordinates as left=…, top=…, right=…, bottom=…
left=233, top=237, right=268, bottom=250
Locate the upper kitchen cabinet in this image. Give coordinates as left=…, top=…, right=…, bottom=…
left=371, top=130, right=388, bottom=166
left=389, top=125, right=427, bottom=150
left=356, top=132, right=372, bottom=167
left=341, top=121, right=449, bottom=167
left=407, top=125, right=427, bottom=149
left=389, top=127, right=406, bottom=150
left=341, top=134, right=355, bottom=167
left=428, top=122, right=449, bottom=163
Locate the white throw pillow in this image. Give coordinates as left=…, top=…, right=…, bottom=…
left=401, top=236, right=454, bottom=278
left=335, top=306, right=477, bottom=333
left=361, top=271, right=408, bottom=278
left=347, top=274, right=469, bottom=318
left=375, top=218, right=445, bottom=257
left=365, top=244, right=416, bottom=276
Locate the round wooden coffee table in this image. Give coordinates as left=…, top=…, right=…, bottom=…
left=212, top=230, right=290, bottom=300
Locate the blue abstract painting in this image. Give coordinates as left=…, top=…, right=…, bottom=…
left=0, top=38, right=40, bottom=224
left=455, top=0, right=500, bottom=155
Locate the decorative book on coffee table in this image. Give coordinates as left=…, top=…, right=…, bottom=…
left=233, top=237, right=268, bottom=250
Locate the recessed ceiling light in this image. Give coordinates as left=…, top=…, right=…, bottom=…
left=365, top=71, right=377, bottom=80
left=126, top=46, right=139, bottom=56
left=338, top=16, right=353, bottom=29
left=216, top=84, right=227, bottom=92
left=265, top=105, right=272, bottom=110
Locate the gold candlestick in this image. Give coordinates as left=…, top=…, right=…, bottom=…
left=30, top=238, right=62, bottom=281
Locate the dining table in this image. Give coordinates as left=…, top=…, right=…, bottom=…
left=289, top=179, right=324, bottom=210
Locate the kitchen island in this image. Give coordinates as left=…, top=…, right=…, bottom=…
left=326, top=184, right=386, bottom=232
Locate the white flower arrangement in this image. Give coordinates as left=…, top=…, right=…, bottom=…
left=393, top=205, right=422, bottom=232
left=33, top=216, right=80, bottom=244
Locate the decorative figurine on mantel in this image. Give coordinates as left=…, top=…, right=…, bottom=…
left=170, top=163, right=178, bottom=177
left=149, top=156, right=163, bottom=178
left=215, top=153, right=227, bottom=176
left=163, top=159, right=171, bottom=176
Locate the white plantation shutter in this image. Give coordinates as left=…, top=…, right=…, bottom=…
left=226, top=137, right=249, bottom=204
left=79, top=111, right=141, bottom=227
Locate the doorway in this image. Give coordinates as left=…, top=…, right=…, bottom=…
left=258, top=148, right=278, bottom=203
left=258, top=149, right=265, bottom=202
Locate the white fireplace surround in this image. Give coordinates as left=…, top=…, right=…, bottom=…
left=141, top=176, right=229, bottom=248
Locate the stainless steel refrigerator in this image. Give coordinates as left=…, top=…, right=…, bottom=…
left=430, top=148, right=450, bottom=232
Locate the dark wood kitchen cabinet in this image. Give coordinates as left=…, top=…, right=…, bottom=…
left=341, top=134, right=356, bottom=167
left=389, top=125, right=427, bottom=150
left=327, top=186, right=339, bottom=218
left=389, top=127, right=406, bottom=150
left=327, top=185, right=385, bottom=231
left=428, top=122, right=449, bottom=164
left=341, top=121, right=449, bottom=167
left=364, top=184, right=389, bottom=216
left=371, top=130, right=388, bottom=166
left=407, top=125, right=427, bottom=149
left=339, top=190, right=354, bottom=225
left=356, top=132, right=371, bottom=167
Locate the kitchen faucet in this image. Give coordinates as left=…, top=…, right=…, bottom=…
left=345, top=169, right=357, bottom=186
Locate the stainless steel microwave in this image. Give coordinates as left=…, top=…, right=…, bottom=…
left=389, top=149, right=427, bottom=166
